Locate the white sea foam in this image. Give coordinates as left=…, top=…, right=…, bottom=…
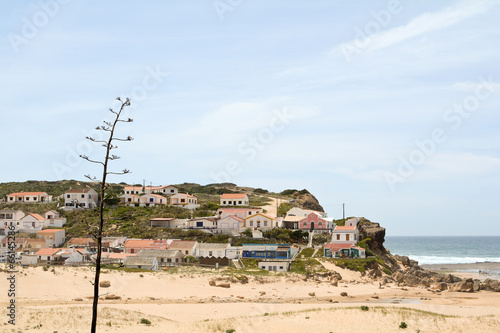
left=409, top=256, right=500, bottom=265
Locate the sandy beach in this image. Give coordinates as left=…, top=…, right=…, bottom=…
left=1, top=262, right=500, bottom=333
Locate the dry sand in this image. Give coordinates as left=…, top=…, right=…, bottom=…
left=1, top=263, right=500, bottom=332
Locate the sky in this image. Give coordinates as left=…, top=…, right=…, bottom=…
left=1, top=0, right=499, bottom=236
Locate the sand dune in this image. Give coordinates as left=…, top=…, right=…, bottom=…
left=1, top=265, right=499, bottom=332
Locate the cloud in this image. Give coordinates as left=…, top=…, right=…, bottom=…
left=335, top=0, right=494, bottom=56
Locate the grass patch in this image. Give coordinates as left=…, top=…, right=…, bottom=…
left=332, top=258, right=376, bottom=273
left=299, top=248, right=315, bottom=258
left=290, top=258, right=327, bottom=274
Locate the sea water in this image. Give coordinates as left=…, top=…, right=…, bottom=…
left=384, top=236, right=500, bottom=265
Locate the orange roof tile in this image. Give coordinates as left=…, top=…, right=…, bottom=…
left=221, top=193, right=247, bottom=199
left=35, top=248, right=61, bottom=256
left=8, top=192, right=48, bottom=196
left=325, top=243, right=354, bottom=251
left=68, top=237, right=92, bottom=245
left=36, top=229, right=64, bottom=234
left=22, top=213, right=45, bottom=221
left=334, top=226, right=356, bottom=231
left=168, top=240, right=197, bottom=249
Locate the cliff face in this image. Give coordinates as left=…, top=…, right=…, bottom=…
left=292, top=192, right=324, bottom=212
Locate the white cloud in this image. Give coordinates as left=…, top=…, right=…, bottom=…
left=335, top=0, right=494, bottom=56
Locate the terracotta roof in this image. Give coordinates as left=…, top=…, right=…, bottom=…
left=107, top=253, right=136, bottom=259
left=35, top=248, right=61, bottom=256
left=325, top=243, right=355, bottom=251
left=68, top=237, right=92, bottom=245
left=36, top=229, right=64, bottom=234
left=224, top=215, right=244, bottom=221
left=8, top=192, right=48, bottom=196
left=22, top=213, right=45, bottom=221
left=124, top=239, right=168, bottom=248
left=221, top=193, right=247, bottom=199
left=1, top=237, right=28, bottom=245
left=66, top=189, right=93, bottom=194
left=334, top=226, right=356, bottom=231
left=246, top=213, right=276, bottom=220
left=168, top=240, right=197, bottom=250
left=218, top=208, right=262, bottom=213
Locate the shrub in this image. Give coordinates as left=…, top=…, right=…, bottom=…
left=226, top=330, right=236, bottom=333
left=42, top=265, right=49, bottom=271
left=399, top=322, right=407, bottom=329
left=360, top=306, right=369, bottom=311
left=140, top=318, right=151, bottom=325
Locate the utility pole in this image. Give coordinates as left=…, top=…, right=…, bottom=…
left=343, top=203, right=345, bottom=224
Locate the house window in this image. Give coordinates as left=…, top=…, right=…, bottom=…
left=264, top=221, right=267, bottom=227
left=303, top=222, right=307, bottom=228
left=250, top=221, right=253, bottom=227
left=209, top=251, right=213, bottom=256
left=81, top=194, right=85, bottom=198
left=238, top=201, right=242, bottom=204
left=26, top=197, right=29, bottom=201
left=318, top=222, right=322, bottom=227
left=336, top=234, right=340, bottom=240
left=223, top=201, right=226, bottom=205
left=346, top=234, right=350, bottom=241
left=33, top=197, right=37, bottom=201
left=67, top=195, right=70, bottom=199
left=185, top=250, right=188, bottom=255
left=9, top=197, right=13, bottom=201
left=354, top=234, right=357, bottom=240
left=171, top=189, right=174, bottom=193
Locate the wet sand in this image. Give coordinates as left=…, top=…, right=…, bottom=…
left=421, top=262, right=500, bottom=281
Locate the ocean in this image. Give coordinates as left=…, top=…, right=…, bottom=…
left=384, top=236, right=500, bottom=265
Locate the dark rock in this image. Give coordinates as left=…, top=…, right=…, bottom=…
left=340, top=292, right=348, bottom=297
left=443, top=274, right=461, bottom=284
left=450, top=278, right=475, bottom=292
left=99, top=281, right=111, bottom=288
left=480, top=279, right=500, bottom=292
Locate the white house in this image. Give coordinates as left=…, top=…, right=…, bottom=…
left=259, top=261, right=290, bottom=272
left=331, top=225, right=359, bottom=244
left=139, top=194, right=168, bottom=206
left=136, top=249, right=184, bottom=267
left=285, top=207, right=328, bottom=219
left=64, top=188, right=98, bottom=209
left=170, top=193, right=200, bottom=210
left=7, top=192, right=53, bottom=204
left=244, top=213, right=277, bottom=230
left=119, top=193, right=140, bottom=206
left=168, top=240, right=197, bottom=256
left=220, top=193, right=249, bottom=206
left=0, top=210, right=25, bottom=231
left=345, top=217, right=361, bottom=227
left=189, top=217, right=217, bottom=229
left=20, top=213, right=46, bottom=232
left=124, top=185, right=178, bottom=195
left=123, top=256, right=158, bottom=271
left=43, top=210, right=66, bottom=228
left=36, top=229, right=65, bottom=247
left=152, top=185, right=178, bottom=195
left=195, top=243, right=228, bottom=258
left=225, top=246, right=242, bottom=259
left=216, top=208, right=263, bottom=220
left=34, top=248, right=61, bottom=263
left=217, top=215, right=244, bottom=231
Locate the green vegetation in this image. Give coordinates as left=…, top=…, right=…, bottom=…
left=360, top=306, right=369, bottom=311
left=140, top=318, right=151, bottom=325
left=299, top=248, right=315, bottom=258
left=290, top=258, right=327, bottom=274
left=356, top=238, right=374, bottom=256
left=277, top=202, right=294, bottom=216
left=262, top=228, right=308, bottom=244
left=333, top=258, right=376, bottom=273
left=399, top=321, right=407, bottom=329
